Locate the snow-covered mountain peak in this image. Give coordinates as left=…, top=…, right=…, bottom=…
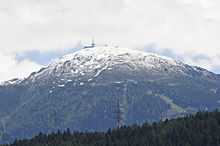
left=24, top=46, right=217, bottom=85
left=26, top=46, right=188, bottom=82
left=48, top=46, right=182, bottom=71
left=52, top=46, right=178, bottom=65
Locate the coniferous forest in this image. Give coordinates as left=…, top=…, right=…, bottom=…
left=2, top=110, right=220, bottom=146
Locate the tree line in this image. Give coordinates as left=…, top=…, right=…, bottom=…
left=2, top=110, right=220, bottom=146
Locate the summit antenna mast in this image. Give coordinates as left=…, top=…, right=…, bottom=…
left=91, top=38, right=96, bottom=48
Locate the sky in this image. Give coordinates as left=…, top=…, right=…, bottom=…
left=0, top=0, right=220, bottom=82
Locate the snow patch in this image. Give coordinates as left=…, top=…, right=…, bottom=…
left=0, top=78, right=23, bottom=86
left=58, top=84, right=65, bottom=87
left=79, top=82, right=84, bottom=86
left=88, top=79, right=93, bottom=82
left=210, top=88, right=218, bottom=94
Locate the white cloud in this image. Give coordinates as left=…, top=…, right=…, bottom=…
left=145, top=46, right=220, bottom=72
left=183, top=54, right=220, bottom=72
left=0, top=0, right=220, bottom=80
left=0, top=53, right=42, bottom=82
left=0, top=0, right=220, bottom=52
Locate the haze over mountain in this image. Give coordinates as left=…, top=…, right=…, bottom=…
left=0, top=46, right=219, bottom=143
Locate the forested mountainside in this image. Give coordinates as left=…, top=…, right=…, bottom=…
left=2, top=110, right=220, bottom=146
left=0, top=47, right=220, bottom=143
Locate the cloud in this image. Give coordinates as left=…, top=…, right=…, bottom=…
left=0, top=0, right=219, bottom=52
left=15, top=47, right=80, bottom=65
left=144, top=46, right=220, bottom=72
left=0, top=53, right=42, bottom=82
left=0, top=0, right=220, bottom=80
left=183, top=54, right=220, bottom=72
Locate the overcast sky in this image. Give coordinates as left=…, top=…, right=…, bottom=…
left=0, top=0, right=220, bottom=82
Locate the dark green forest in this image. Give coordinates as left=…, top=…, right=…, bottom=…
left=3, top=110, right=220, bottom=146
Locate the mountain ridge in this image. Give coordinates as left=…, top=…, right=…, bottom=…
left=1, top=47, right=219, bottom=86
left=0, top=46, right=219, bottom=143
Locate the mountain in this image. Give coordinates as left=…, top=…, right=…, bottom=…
left=0, top=47, right=220, bottom=143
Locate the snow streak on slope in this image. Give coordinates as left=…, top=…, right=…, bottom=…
left=0, top=78, right=23, bottom=86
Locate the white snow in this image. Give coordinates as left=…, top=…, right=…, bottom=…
left=58, top=84, right=65, bottom=87
left=210, top=88, right=218, bottom=94
left=0, top=78, right=23, bottom=86
left=88, top=79, right=93, bottom=82
left=0, top=82, right=4, bottom=86
left=49, top=47, right=180, bottom=69
left=93, top=64, right=109, bottom=78
left=4, top=46, right=212, bottom=85
left=79, top=82, right=84, bottom=86
left=114, top=81, right=122, bottom=84
left=24, top=46, right=207, bottom=82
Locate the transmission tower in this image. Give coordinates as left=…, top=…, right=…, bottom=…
left=114, top=82, right=129, bottom=128
left=115, top=97, right=125, bottom=128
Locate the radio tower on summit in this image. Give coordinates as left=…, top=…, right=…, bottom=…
left=91, top=38, right=96, bottom=48
left=83, top=38, right=96, bottom=49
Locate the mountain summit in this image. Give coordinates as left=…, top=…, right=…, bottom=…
left=0, top=47, right=220, bottom=143
left=27, top=47, right=183, bottom=82
left=18, top=47, right=217, bottom=84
